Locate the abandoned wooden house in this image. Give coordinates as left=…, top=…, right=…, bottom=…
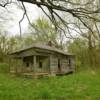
left=9, top=43, right=75, bottom=77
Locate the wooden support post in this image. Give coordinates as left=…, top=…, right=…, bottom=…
left=33, top=56, right=37, bottom=72
left=49, top=56, right=52, bottom=74
left=49, top=56, right=55, bottom=76
left=21, top=57, right=24, bottom=73
left=33, top=55, right=37, bottom=78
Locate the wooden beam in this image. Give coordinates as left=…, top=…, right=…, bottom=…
left=33, top=56, right=37, bottom=72
left=21, top=57, right=24, bottom=73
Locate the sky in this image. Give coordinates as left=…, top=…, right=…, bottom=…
left=0, top=1, right=43, bottom=36
left=0, top=1, right=80, bottom=39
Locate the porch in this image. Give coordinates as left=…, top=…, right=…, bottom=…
left=10, top=55, right=50, bottom=73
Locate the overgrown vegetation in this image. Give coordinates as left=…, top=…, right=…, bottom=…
left=68, top=38, right=100, bottom=69
left=0, top=63, right=9, bottom=73
left=0, top=70, right=100, bottom=100
left=0, top=0, right=100, bottom=99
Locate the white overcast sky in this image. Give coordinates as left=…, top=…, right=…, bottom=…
left=0, top=2, right=43, bottom=36
left=0, top=0, right=81, bottom=38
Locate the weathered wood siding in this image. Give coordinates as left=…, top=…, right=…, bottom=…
left=68, top=57, right=75, bottom=71
left=50, top=55, right=58, bottom=73
left=22, top=56, right=33, bottom=72
left=50, top=54, right=75, bottom=74
left=60, top=58, right=69, bottom=72
left=36, top=56, right=50, bottom=72
left=10, top=58, right=23, bottom=73
left=61, top=56, right=75, bottom=73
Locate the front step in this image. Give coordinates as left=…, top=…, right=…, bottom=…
left=56, top=71, right=73, bottom=76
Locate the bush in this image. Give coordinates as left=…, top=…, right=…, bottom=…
left=0, top=63, right=9, bottom=73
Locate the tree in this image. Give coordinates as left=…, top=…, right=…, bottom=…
left=68, top=38, right=88, bottom=66
left=0, top=0, right=100, bottom=39
left=29, top=17, right=66, bottom=49
left=30, top=18, right=57, bottom=44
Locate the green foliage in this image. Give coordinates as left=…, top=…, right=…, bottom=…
left=0, top=70, right=100, bottom=99
left=33, top=17, right=58, bottom=44
left=68, top=38, right=88, bottom=67
left=0, top=63, right=9, bottom=73
left=68, top=37, right=100, bottom=69
left=30, top=17, right=63, bottom=49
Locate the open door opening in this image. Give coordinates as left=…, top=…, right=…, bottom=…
left=58, top=59, right=61, bottom=72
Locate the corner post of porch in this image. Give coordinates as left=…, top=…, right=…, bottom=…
left=21, top=57, right=24, bottom=73
left=33, top=55, right=37, bottom=72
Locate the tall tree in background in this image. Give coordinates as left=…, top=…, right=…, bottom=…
left=29, top=17, right=66, bottom=49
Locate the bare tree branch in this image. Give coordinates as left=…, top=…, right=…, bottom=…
left=0, top=0, right=100, bottom=40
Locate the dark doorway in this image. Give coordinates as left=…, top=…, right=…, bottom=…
left=68, top=59, right=71, bottom=67
left=58, top=59, right=61, bottom=71
left=26, top=62, right=29, bottom=67
left=39, top=61, right=42, bottom=68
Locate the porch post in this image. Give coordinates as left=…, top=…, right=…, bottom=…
left=21, top=57, right=24, bottom=73
left=33, top=55, right=37, bottom=72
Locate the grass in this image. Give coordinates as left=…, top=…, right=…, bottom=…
left=0, top=63, right=9, bottom=73
left=0, top=70, right=100, bottom=100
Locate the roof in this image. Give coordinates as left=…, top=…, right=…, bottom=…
left=10, top=44, right=74, bottom=56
